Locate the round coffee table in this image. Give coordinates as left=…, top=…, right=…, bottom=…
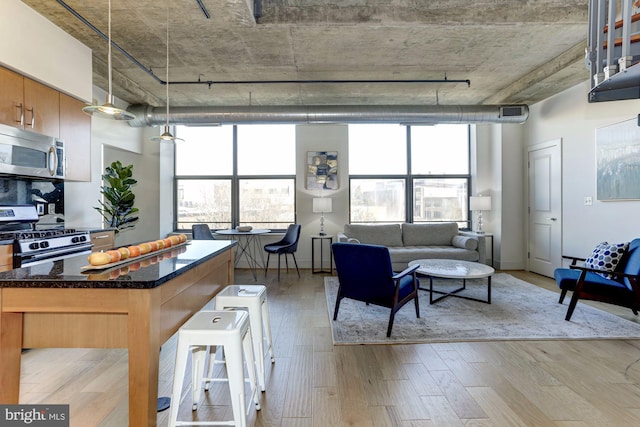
left=407, top=259, right=495, bottom=304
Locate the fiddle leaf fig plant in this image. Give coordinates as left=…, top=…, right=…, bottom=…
left=95, top=160, right=139, bottom=233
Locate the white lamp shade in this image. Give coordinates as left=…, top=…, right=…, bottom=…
left=313, top=198, right=333, bottom=213
left=469, top=196, right=491, bottom=211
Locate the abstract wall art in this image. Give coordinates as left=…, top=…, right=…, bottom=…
left=306, top=151, right=338, bottom=190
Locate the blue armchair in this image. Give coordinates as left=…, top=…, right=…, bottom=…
left=332, top=242, right=420, bottom=337
left=554, top=238, right=640, bottom=321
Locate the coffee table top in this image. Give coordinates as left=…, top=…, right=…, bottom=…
left=408, top=259, right=495, bottom=279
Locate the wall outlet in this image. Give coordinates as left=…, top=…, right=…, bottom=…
left=48, top=203, right=56, bottom=214
left=584, top=196, right=593, bottom=206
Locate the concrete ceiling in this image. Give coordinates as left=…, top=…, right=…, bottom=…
left=22, top=0, right=591, bottom=109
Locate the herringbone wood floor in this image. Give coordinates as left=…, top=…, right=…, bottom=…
left=18, top=269, right=640, bottom=426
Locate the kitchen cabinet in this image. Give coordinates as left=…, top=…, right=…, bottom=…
left=90, top=230, right=115, bottom=252
left=0, top=244, right=12, bottom=272
left=24, top=78, right=60, bottom=137
left=0, top=67, right=23, bottom=129
left=60, top=94, right=91, bottom=181
left=0, top=67, right=59, bottom=137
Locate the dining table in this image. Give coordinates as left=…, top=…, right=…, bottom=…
left=215, top=228, right=270, bottom=280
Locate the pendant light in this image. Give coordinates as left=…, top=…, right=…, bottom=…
left=151, top=0, right=183, bottom=143
left=82, top=0, right=135, bottom=121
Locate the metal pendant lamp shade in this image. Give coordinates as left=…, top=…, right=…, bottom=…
left=82, top=0, right=135, bottom=121
left=151, top=1, right=183, bottom=143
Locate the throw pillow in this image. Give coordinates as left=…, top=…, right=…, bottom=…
left=451, top=235, right=478, bottom=250
left=583, top=241, right=629, bottom=279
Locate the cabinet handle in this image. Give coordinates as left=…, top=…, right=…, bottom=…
left=26, top=107, right=34, bottom=128
left=15, top=103, right=23, bottom=125
left=93, top=235, right=110, bottom=239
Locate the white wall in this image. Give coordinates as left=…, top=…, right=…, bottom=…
left=0, top=0, right=92, bottom=101
left=524, top=81, right=640, bottom=258
left=293, top=124, right=349, bottom=267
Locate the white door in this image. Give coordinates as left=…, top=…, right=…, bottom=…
left=528, top=140, right=562, bottom=277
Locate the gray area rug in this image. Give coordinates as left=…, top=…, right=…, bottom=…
left=325, top=273, right=640, bottom=344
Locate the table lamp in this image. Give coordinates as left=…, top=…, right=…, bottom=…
left=469, top=195, right=491, bottom=234
left=313, top=198, right=332, bottom=236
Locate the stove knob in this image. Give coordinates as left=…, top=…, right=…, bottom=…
left=40, top=241, right=49, bottom=249
left=71, top=236, right=78, bottom=243
left=29, top=242, right=39, bottom=250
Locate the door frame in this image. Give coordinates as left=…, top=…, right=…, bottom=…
left=526, top=139, right=562, bottom=275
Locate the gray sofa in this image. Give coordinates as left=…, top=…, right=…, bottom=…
left=337, top=222, right=486, bottom=271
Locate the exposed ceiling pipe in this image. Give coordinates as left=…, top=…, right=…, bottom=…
left=127, top=104, right=529, bottom=127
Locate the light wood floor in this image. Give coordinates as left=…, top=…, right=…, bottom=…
left=17, top=269, right=640, bottom=426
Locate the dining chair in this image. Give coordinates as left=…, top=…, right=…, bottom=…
left=264, top=224, right=301, bottom=280
left=192, top=224, right=215, bottom=240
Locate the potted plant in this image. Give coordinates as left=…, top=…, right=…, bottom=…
left=95, top=160, right=139, bottom=233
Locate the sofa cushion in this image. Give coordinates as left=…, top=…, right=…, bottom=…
left=343, top=224, right=403, bottom=247
left=452, top=235, right=478, bottom=250
left=389, top=246, right=480, bottom=263
left=402, top=223, right=459, bottom=246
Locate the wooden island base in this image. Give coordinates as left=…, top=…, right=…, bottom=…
left=0, top=242, right=234, bottom=427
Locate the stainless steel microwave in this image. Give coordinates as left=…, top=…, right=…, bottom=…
left=0, top=123, right=64, bottom=179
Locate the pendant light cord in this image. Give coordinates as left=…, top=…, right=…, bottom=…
left=165, top=1, right=170, bottom=127
left=107, top=0, right=113, bottom=97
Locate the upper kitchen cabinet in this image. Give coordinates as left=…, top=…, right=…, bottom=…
left=24, top=78, right=60, bottom=137
left=0, top=66, right=60, bottom=137
left=60, top=94, right=91, bottom=181
left=0, top=67, right=24, bottom=128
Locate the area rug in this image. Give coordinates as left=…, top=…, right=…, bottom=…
left=325, top=273, right=640, bottom=345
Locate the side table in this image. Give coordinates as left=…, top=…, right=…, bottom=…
left=311, top=234, right=333, bottom=274
left=464, top=232, right=494, bottom=268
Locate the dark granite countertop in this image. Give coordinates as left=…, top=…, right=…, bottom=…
left=0, top=240, right=237, bottom=289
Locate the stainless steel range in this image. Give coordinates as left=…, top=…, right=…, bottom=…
left=0, top=205, right=92, bottom=268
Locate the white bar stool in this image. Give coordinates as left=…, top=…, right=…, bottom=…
left=168, top=310, right=260, bottom=427
left=208, top=285, right=275, bottom=392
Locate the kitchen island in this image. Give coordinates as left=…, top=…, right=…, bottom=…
left=0, top=239, right=236, bottom=427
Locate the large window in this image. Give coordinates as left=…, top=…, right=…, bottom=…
left=348, top=124, right=470, bottom=227
left=175, top=125, right=296, bottom=231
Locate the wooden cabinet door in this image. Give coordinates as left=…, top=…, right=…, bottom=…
left=60, top=94, right=91, bottom=181
left=0, top=67, right=24, bottom=128
left=0, top=244, right=13, bottom=271
left=91, top=230, right=115, bottom=252
left=24, top=77, right=60, bottom=137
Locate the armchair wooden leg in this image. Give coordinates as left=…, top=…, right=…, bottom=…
left=333, top=295, right=342, bottom=320
left=565, top=292, right=580, bottom=321
left=559, top=288, right=568, bottom=304
left=387, top=311, right=396, bottom=337
left=414, top=296, right=420, bottom=318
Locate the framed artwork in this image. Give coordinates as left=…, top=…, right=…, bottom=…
left=306, top=151, right=338, bottom=190
left=596, top=118, right=640, bottom=201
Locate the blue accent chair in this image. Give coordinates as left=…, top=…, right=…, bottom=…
left=332, top=242, right=420, bottom=337
left=553, top=238, right=640, bottom=321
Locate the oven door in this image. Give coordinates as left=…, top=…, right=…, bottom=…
left=15, top=244, right=93, bottom=268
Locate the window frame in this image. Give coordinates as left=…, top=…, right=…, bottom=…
left=174, top=125, right=296, bottom=233
left=348, top=124, right=472, bottom=228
